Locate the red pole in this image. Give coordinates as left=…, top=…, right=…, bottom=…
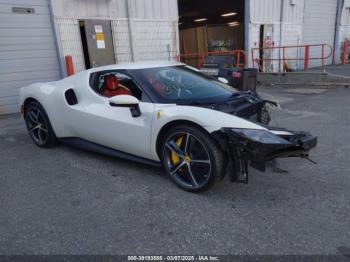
left=199, top=53, right=205, bottom=67
left=282, top=47, right=286, bottom=72
left=342, top=41, right=349, bottom=65
left=237, top=51, right=241, bottom=68
left=304, top=46, right=310, bottom=71
left=341, top=42, right=346, bottom=64
left=345, top=41, right=349, bottom=64
left=321, top=44, right=325, bottom=72
left=251, top=48, right=255, bottom=69
left=65, top=55, right=75, bottom=76
left=345, top=41, right=348, bottom=64
left=243, top=51, right=247, bottom=69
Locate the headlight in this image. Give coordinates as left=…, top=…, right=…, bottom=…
left=230, top=128, right=291, bottom=145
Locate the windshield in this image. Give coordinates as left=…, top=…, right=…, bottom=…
left=130, top=66, right=237, bottom=104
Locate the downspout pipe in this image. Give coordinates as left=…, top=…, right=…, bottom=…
left=244, top=0, right=250, bottom=68
left=125, top=0, right=135, bottom=62
left=333, top=0, right=345, bottom=64
left=279, top=0, right=285, bottom=71
left=279, top=0, right=284, bottom=47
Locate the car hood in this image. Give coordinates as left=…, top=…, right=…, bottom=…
left=154, top=102, right=267, bottom=133
left=182, top=92, right=270, bottom=119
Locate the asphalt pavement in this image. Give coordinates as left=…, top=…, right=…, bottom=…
left=0, top=86, right=350, bottom=256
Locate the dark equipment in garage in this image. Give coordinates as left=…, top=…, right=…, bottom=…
left=200, top=55, right=258, bottom=92
left=178, top=0, right=245, bottom=57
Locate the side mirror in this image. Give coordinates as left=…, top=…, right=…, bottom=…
left=109, top=95, right=141, bottom=117
left=218, top=77, right=229, bottom=84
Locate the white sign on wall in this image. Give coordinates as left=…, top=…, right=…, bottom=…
left=94, top=25, right=105, bottom=49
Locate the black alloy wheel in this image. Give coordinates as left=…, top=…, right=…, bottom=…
left=161, top=125, right=224, bottom=192
left=24, top=101, right=58, bottom=148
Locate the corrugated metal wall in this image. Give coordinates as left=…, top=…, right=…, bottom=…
left=111, top=19, right=133, bottom=62
left=56, top=18, right=85, bottom=72
left=51, top=0, right=128, bottom=19
left=0, top=0, right=60, bottom=114
left=338, top=0, right=350, bottom=63
left=282, top=0, right=304, bottom=24
left=249, top=0, right=343, bottom=70
left=250, top=0, right=282, bottom=24
left=128, top=0, right=178, bottom=20
left=52, top=0, right=178, bottom=20
left=52, top=0, right=179, bottom=72
left=302, top=0, right=338, bottom=67
left=341, top=0, right=350, bottom=25
left=132, top=19, right=178, bottom=61
left=281, top=0, right=304, bottom=70
left=249, top=0, right=305, bottom=70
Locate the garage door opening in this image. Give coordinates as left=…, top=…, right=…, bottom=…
left=78, top=20, right=116, bottom=69
left=79, top=21, right=91, bottom=69
left=178, top=0, right=245, bottom=67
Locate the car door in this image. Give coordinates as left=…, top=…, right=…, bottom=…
left=65, top=71, right=155, bottom=160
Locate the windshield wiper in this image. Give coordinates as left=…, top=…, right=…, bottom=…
left=177, top=100, right=215, bottom=106
left=186, top=100, right=207, bottom=105
left=230, top=92, right=241, bottom=98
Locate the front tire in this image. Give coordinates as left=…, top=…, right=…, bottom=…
left=161, top=125, right=224, bottom=192
left=24, top=101, right=58, bottom=148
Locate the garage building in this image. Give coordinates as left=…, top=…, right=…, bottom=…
left=179, top=0, right=350, bottom=70
left=0, top=0, right=178, bottom=115
left=0, top=0, right=350, bottom=114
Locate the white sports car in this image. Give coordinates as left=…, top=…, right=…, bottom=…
left=19, top=61, right=317, bottom=192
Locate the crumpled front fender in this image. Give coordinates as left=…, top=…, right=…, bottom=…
left=219, top=128, right=317, bottom=162
left=211, top=127, right=317, bottom=183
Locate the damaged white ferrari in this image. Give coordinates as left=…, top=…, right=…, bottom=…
left=19, top=61, right=317, bottom=192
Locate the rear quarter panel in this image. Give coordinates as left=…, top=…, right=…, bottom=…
left=20, top=76, right=78, bottom=138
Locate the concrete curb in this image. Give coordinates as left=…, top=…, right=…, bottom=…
left=257, top=72, right=350, bottom=89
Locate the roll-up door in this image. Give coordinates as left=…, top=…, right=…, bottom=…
left=0, top=0, right=60, bottom=114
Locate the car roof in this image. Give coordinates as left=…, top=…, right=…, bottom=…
left=88, top=60, right=185, bottom=73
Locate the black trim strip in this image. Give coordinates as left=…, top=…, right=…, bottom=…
left=60, top=138, right=161, bottom=167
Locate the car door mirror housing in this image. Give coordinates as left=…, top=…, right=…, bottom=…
left=109, top=95, right=141, bottom=117
left=218, top=77, right=229, bottom=84
left=109, top=95, right=139, bottom=106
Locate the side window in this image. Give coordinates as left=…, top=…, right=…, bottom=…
left=94, top=71, right=143, bottom=100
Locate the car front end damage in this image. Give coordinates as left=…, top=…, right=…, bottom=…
left=180, top=90, right=317, bottom=183
left=212, top=126, right=317, bottom=183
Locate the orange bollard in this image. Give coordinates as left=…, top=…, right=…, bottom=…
left=341, top=41, right=349, bottom=65
left=65, top=55, right=75, bottom=76
left=304, top=46, right=310, bottom=70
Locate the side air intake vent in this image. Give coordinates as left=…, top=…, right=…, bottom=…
left=65, top=89, right=78, bottom=105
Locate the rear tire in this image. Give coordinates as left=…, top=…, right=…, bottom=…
left=160, top=125, right=224, bottom=193
left=24, top=101, right=58, bottom=148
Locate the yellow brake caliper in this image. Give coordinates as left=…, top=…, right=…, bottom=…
left=171, top=136, right=183, bottom=164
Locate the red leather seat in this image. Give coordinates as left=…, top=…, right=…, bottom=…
left=102, top=74, right=132, bottom=97
left=147, top=76, right=165, bottom=96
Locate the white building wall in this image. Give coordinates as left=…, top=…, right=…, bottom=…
left=249, top=0, right=305, bottom=70
left=302, top=0, right=338, bottom=67
left=337, top=0, right=350, bottom=63
left=281, top=0, right=304, bottom=70
left=131, top=19, right=178, bottom=61
left=56, top=18, right=86, bottom=72
left=249, top=0, right=348, bottom=70
left=129, top=0, right=178, bottom=20
left=250, top=0, right=282, bottom=23
left=51, top=0, right=179, bottom=72
left=51, top=0, right=128, bottom=19
left=0, top=0, right=61, bottom=114
left=111, top=19, right=133, bottom=62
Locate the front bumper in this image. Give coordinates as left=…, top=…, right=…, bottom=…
left=214, top=128, right=318, bottom=183
left=221, top=128, right=317, bottom=162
